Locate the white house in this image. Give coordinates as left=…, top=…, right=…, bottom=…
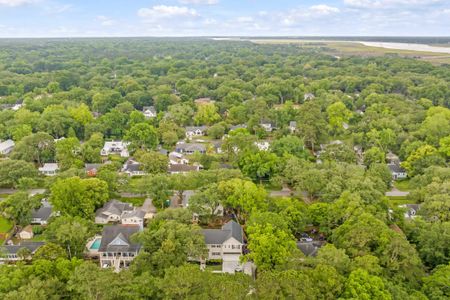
left=38, top=163, right=59, bottom=176
left=399, top=204, right=420, bottom=219
left=260, top=122, right=274, bottom=132
left=0, top=242, right=44, bottom=262
left=169, top=151, right=189, bottom=165
left=121, top=209, right=145, bottom=229
left=185, top=126, right=208, bottom=138
left=0, top=139, right=15, bottom=155
left=142, top=106, right=157, bottom=119
left=388, top=163, right=407, bottom=180
left=95, top=200, right=134, bottom=224
left=202, top=220, right=245, bottom=274
left=289, top=121, right=297, bottom=134
left=98, top=225, right=141, bottom=272
left=122, top=159, right=147, bottom=177
left=101, top=141, right=130, bottom=158
left=255, top=141, right=270, bottom=151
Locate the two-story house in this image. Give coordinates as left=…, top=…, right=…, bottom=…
left=202, top=220, right=245, bottom=274
left=95, top=200, right=145, bottom=228
left=101, top=141, right=130, bottom=158
left=98, top=225, right=141, bottom=272
left=185, top=126, right=208, bottom=138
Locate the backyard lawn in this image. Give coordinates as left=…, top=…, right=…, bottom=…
left=394, top=179, right=412, bottom=191
left=0, top=217, right=12, bottom=233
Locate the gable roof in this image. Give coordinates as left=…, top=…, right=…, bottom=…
left=122, top=209, right=146, bottom=219
left=95, top=200, right=134, bottom=218
left=296, top=241, right=325, bottom=257
left=142, top=106, right=156, bottom=114
left=388, top=163, right=406, bottom=173
left=0, top=139, right=14, bottom=151
left=2, top=242, right=45, bottom=255
left=31, top=205, right=52, bottom=221
left=185, top=126, right=208, bottom=132
left=98, top=225, right=141, bottom=253
left=202, top=220, right=244, bottom=245
left=85, top=164, right=102, bottom=172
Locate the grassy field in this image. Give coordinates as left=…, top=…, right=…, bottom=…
left=0, top=217, right=12, bottom=233
left=394, top=180, right=412, bottom=192
left=249, top=39, right=450, bottom=65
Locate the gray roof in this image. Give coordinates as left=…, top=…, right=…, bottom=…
left=2, top=242, right=45, bottom=254
left=296, top=241, right=324, bottom=257
left=98, top=225, right=141, bottom=253
left=143, top=106, right=156, bottom=113
left=168, top=164, right=199, bottom=173
left=122, top=209, right=145, bottom=219
left=31, top=205, right=52, bottom=221
left=229, top=124, right=247, bottom=131
left=185, top=126, right=208, bottom=132
left=388, top=163, right=406, bottom=173
left=85, top=164, right=102, bottom=172
left=96, top=200, right=134, bottom=218
left=202, top=220, right=244, bottom=245
left=176, top=143, right=206, bottom=153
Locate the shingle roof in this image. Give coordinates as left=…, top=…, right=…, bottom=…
left=2, top=242, right=45, bottom=254
left=202, top=220, right=244, bottom=245
left=31, top=206, right=52, bottom=221
left=388, top=163, right=406, bottom=173
left=296, top=241, right=324, bottom=257
left=98, top=225, right=141, bottom=253
left=85, top=164, right=102, bottom=171
left=122, top=209, right=145, bottom=219
left=168, top=164, right=199, bottom=173
left=95, top=200, right=133, bottom=218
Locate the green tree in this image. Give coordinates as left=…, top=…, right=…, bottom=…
left=136, top=151, right=168, bottom=174
left=342, top=269, right=392, bottom=300
left=55, top=137, right=82, bottom=170
left=44, top=216, right=96, bottom=259
left=50, top=177, right=109, bottom=218
left=422, top=264, right=450, bottom=300
left=193, top=103, right=220, bottom=125
left=133, top=220, right=207, bottom=276
left=11, top=132, right=55, bottom=165
left=326, top=101, right=352, bottom=135
left=0, top=192, right=40, bottom=226
left=238, top=151, right=280, bottom=182
left=0, top=160, right=39, bottom=188
left=125, top=123, right=158, bottom=152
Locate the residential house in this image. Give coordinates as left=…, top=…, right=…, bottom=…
left=211, top=140, right=223, bottom=154
left=142, top=106, right=157, bottom=119
left=168, top=164, right=200, bottom=174
left=229, top=124, right=247, bottom=132
left=202, top=220, right=245, bottom=274
left=297, top=241, right=325, bottom=257
left=101, top=141, right=130, bottom=158
left=121, top=210, right=146, bottom=229
left=255, top=141, right=270, bottom=151
left=386, top=151, right=400, bottom=164
left=18, top=225, right=34, bottom=240
left=388, top=163, right=407, bottom=180
left=175, top=143, right=207, bottom=155
left=85, top=163, right=103, bottom=177
left=122, top=159, right=147, bottom=177
left=0, top=139, right=15, bottom=155
left=0, top=242, right=44, bottom=262
left=260, top=121, right=275, bottom=132
left=185, top=126, right=208, bottom=138
left=304, top=93, right=315, bottom=101
left=399, top=204, right=420, bottom=219
left=38, top=163, right=59, bottom=176
left=289, top=121, right=297, bottom=134
left=169, top=152, right=189, bottom=165
left=95, top=200, right=134, bottom=224
left=98, top=225, right=141, bottom=271
left=31, top=200, right=54, bottom=225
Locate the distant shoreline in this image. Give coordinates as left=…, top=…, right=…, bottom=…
left=359, top=42, right=450, bottom=54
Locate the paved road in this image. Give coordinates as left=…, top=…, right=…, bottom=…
left=385, top=188, right=410, bottom=197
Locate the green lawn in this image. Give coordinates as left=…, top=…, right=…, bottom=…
left=0, top=217, right=13, bottom=233
left=394, top=180, right=412, bottom=191
left=120, top=197, right=146, bottom=206
left=388, top=196, right=418, bottom=206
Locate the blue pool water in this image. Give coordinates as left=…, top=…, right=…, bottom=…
left=90, top=238, right=101, bottom=250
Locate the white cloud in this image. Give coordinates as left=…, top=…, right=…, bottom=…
left=0, top=0, right=38, bottom=6
left=344, top=0, right=442, bottom=9
left=309, top=5, right=340, bottom=15
left=96, top=16, right=115, bottom=26
left=178, top=0, right=218, bottom=4
left=138, top=5, right=199, bottom=19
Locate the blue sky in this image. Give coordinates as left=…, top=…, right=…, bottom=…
left=0, top=0, right=449, bottom=37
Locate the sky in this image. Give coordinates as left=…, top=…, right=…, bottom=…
left=0, top=0, right=449, bottom=37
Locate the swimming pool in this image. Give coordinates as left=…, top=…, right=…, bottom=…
left=90, top=238, right=101, bottom=250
